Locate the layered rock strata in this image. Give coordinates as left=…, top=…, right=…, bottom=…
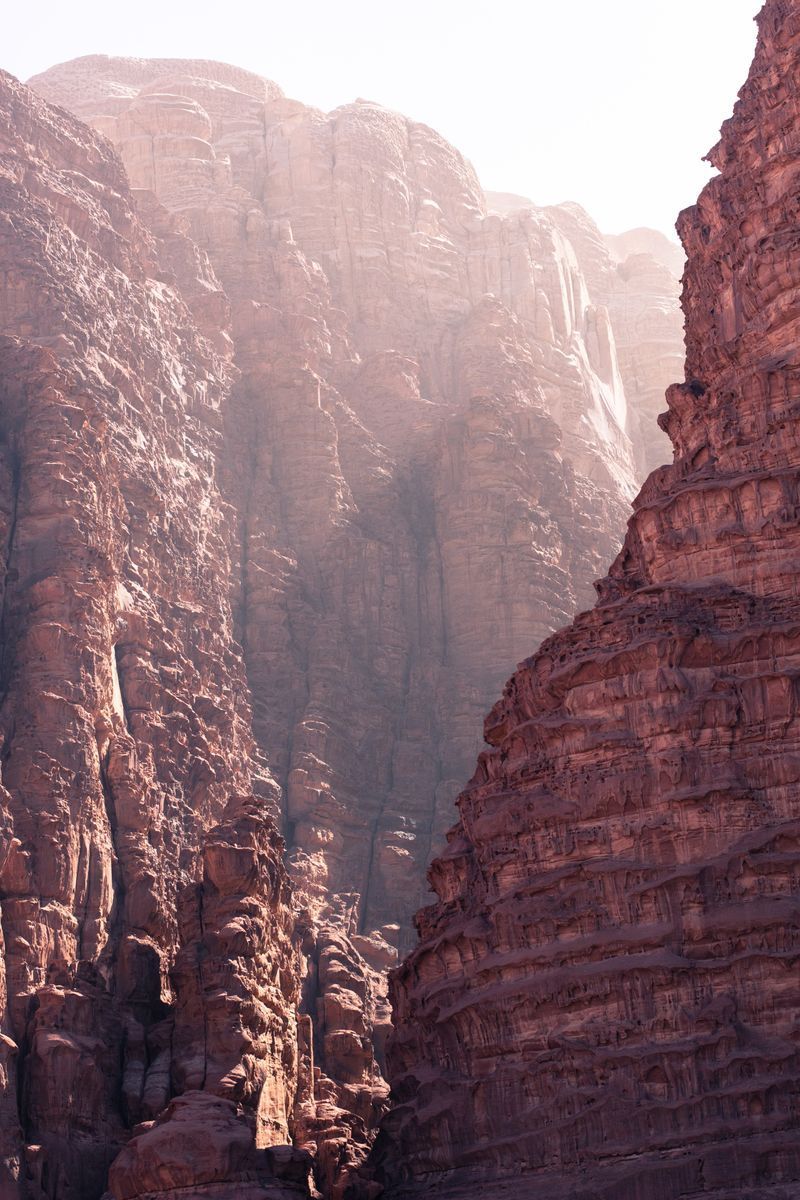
left=26, top=56, right=682, bottom=1190
left=26, top=56, right=688, bottom=960
left=380, top=3, right=800, bottom=1197
left=28, top=58, right=653, bottom=963
left=0, top=71, right=304, bottom=1200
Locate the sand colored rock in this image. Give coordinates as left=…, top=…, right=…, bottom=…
left=487, top=192, right=685, bottom=479
left=379, top=3, right=800, bottom=1197
left=605, top=225, right=686, bottom=278
left=549, top=203, right=683, bottom=480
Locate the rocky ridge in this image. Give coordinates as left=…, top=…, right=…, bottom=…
left=379, top=2, right=800, bottom=1196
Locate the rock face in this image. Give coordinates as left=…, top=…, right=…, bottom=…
left=548, top=203, right=683, bottom=480
left=380, top=3, right=800, bottom=1197
left=27, top=57, right=658, bottom=959
left=605, top=226, right=685, bottom=278
left=25, top=55, right=684, bottom=1193
left=0, top=70, right=304, bottom=1200
left=4, top=46, right=687, bottom=1197
left=487, top=193, right=684, bottom=480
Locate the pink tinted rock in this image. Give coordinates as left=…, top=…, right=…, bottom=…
left=0, top=69, right=301, bottom=1198
left=379, top=4, right=800, bottom=1197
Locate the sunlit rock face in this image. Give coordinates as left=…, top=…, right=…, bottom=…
left=0, top=69, right=304, bottom=1200
left=605, top=225, right=686, bottom=277
left=548, top=203, right=684, bottom=480
left=25, top=54, right=676, bottom=1193
left=489, top=192, right=684, bottom=480
left=377, top=3, right=800, bottom=1197
left=5, top=44, right=692, bottom=1194
left=27, top=53, right=666, bottom=950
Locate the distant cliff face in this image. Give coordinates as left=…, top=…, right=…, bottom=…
left=487, top=193, right=684, bottom=480
left=548, top=202, right=683, bottom=480
left=28, top=55, right=680, bottom=955
left=379, top=3, right=800, bottom=1197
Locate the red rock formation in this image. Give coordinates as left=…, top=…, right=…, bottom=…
left=28, top=59, right=646, bottom=962
left=380, top=3, right=800, bottom=1197
left=4, top=43, right=690, bottom=1196
left=0, top=71, right=303, bottom=1199
left=27, top=56, right=675, bottom=1192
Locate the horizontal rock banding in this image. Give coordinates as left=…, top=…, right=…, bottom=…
left=27, top=53, right=683, bottom=1193
left=379, top=3, right=800, bottom=1197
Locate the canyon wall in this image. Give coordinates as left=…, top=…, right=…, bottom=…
left=379, top=2, right=800, bottom=1196
left=546, top=202, right=682, bottom=480
left=0, top=70, right=307, bottom=1199
left=488, top=193, right=682, bottom=479
left=27, top=57, right=687, bottom=1191
left=0, top=46, right=683, bottom=1198
left=28, top=57, right=665, bottom=967
left=28, top=55, right=685, bottom=958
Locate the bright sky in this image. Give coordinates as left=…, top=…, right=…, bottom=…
left=6, top=0, right=760, bottom=238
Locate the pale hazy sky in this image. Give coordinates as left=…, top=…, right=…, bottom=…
left=6, top=0, right=760, bottom=237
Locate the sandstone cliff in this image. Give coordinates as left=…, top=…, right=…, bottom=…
left=0, top=46, right=689, bottom=1197
left=548, top=203, right=683, bottom=481
left=28, top=59, right=652, bottom=967
left=0, top=69, right=305, bottom=1200
left=488, top=192, right=684, bottom=480
left=380, top=2, right=800, bottom=1196
left=24, top=56, right=684, bottom=1192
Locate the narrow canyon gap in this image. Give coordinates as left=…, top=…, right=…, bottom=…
left=13, top=50, right=679, bottom=1196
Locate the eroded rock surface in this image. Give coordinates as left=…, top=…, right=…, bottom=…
left=25, top=54, right=684, bottom=1192
left=0, top=43, right=692, bottom=1196
left=380, top=3, right=800, bottom=1197
left=0, top=70, right=303, bottom=1200
left=488, top=193, right=684, bottom=479
left=28, top=58, right=651, bottom=961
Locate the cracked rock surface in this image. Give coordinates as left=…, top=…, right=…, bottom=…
left=0, top=44, right=684, bottom=1199
left=378, top=3, right=800, bottom=1197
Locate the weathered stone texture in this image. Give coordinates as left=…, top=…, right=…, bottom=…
left=0, top=42, right=692, bottom=1197
left=488, top=192, right=684, bottom=480
left=28, top=58, right=653, bottom=964
left=0, top=70, right=301, bottom=1200
left=26, top=54, right=679, bottom=1192
left=379, top=4, right=800, bottom=1197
